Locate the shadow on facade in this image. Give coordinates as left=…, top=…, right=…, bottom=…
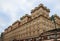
left=12, top=39, right=19, bottom=41
left=16, top=28, right=60, bottom=41
left=10, top=28, right=60, bottom=41
left=39, top=28, right=60, bottom=41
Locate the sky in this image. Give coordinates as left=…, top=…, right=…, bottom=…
left=0, top=0, right=60, bottom=34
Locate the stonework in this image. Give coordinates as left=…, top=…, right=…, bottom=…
left=0, top=37, right=2, bottom=41
left=2, top=4, right=60, bottom=41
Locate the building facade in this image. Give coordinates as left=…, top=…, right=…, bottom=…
left=2, top=4, right=60, bottom=41
left=0, top=37, right=2, bottom=41
left=40, top=28, right=60, bottom=41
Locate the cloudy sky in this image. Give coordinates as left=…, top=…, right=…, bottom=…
left=0, top=0, right=60, bottom=34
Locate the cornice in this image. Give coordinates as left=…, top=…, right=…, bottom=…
left=12, top=20, right=20, bottom=25
left=31, top=4, right=50, bottom=13
left=8, top=26, right=12, bottom=28
left=54, top=14, right=60, bottom=19
left=5, top=28, right=8, bottom=31
left=20, top=14, right=31, bottom=20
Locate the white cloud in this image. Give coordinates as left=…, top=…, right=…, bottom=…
left=0, top=0, right=35, bottom=21
left=54, top=4, right=60, bottom=10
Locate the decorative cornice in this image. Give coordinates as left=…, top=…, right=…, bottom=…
left=20, top=14, right=31, bottom=20
left=5, top=28, right=8, bottom=31
left=12, top=20, right=20, bottom=25
left=31, top=4, right=50, bottom=13
left=8, top=26, right=12, bottom=28
left=54, top=14, right=60, bottom=19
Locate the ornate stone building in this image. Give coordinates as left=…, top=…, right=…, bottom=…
left=2, top=4, right=60, bottom=41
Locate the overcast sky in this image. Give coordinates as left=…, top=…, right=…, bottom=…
left=0, top=0, right=60, bottom=34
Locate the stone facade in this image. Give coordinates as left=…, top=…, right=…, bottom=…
left=40, top=28, right=60, bottom=41
left=0, top=37, right=2, bottom=41
left=2, top=4, right=60, bottom=41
